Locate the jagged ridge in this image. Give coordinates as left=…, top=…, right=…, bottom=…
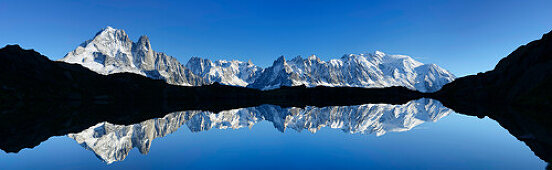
left=248, top=52, right=455, bottom=92
left=61, top=26, right=203, bottom=86
left=60, top=26, right=455, bottom=92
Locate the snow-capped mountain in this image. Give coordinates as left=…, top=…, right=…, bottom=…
left=60, top=26, right=454, bottom=92
left=68, top=98, right=451, bottom=164
left=248, top=52, right=455, bottom=92
left=185, top=57, right=263, bottom=86
left=60, top=26, right=264, bottom=87
left=60, top=26, right=203, bottom=86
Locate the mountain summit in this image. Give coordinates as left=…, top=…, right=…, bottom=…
left=185, top=57, right=263, bottom=86
left=61, top=27, right=455, bottom=92
left=248, top=52, right=455, bottom=92
left=60, top=26, right=203, bottom=86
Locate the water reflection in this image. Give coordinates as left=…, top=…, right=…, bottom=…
left=68, top=98, right=451, bottom=164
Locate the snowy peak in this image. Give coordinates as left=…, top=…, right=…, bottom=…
left=60, top=26, right=203, bottom=86
left=90, top=26, right=133, bottom=57
left=307, top=55, right=321, bottom=62
left=186, top=56, right=212, bottom=76
left=93, top=26, right=129, bottom=42
left=185, top=56, right=263, bottom=86
left=249, top=51, right=455, bottom=92
left=61, top=26, right=137, bottom=74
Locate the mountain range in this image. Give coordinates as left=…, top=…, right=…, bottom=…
left=60, top=26, right=455, bottom=92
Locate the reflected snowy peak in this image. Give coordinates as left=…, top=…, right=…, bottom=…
left=68, top=98, right=451, bottom=164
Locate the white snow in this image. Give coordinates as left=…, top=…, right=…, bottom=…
left=60, top=26, right=455, bottom=92
left=249, top=51, right=455, bottom=92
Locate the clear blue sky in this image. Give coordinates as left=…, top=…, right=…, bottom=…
left=1, top=0, right=551, bottom=76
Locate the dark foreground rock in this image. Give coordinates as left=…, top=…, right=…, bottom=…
left=435, top=30, right=552, bottom=107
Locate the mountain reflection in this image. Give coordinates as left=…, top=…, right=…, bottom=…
left=68, top=98, right=451, bottom=164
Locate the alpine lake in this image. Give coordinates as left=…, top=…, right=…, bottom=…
left=0, top=99, right=547, bottom=169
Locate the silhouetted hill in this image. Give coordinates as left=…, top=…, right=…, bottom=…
left=435, top=30, right=552, bottom=107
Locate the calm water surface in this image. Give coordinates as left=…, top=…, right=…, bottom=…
left=0, top=99, right=546, bottom=169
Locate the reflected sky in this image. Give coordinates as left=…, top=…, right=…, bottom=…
left=0, top=99, right=546, bottom=169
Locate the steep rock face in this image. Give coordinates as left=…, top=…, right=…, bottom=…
left=437, top=30, right=552, bottom=106
left=185, top=57, right=263, bottom=86
left=68, top=98, right=451, bottom=164
left=60, top=26, right=203, bottom=86
left=248, top=52, right=455, bottom=92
